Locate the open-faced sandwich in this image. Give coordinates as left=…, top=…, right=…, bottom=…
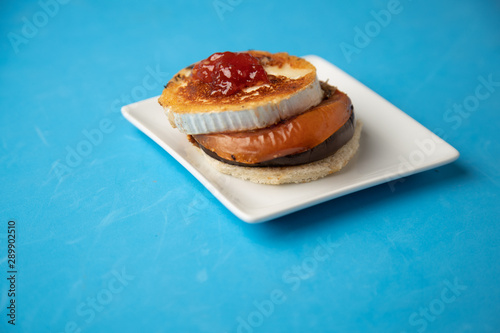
left=158, top=51, right=362, bottom=185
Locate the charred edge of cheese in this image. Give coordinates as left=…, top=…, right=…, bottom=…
left=159, top=51, right=324, bottom=135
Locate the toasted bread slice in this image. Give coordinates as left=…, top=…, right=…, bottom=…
left=158, top=51, right=323, bottom=134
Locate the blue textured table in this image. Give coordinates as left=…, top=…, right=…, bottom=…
left=1, top=1, right=499, bottom=332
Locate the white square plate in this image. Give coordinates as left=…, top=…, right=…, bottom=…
left=121, top=55, right=459, bottom=223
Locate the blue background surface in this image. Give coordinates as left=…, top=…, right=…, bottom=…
left=1, top=0, right=499, bottom=332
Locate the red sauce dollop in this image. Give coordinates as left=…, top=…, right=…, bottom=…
left=192, top=51, right=270, bottom=96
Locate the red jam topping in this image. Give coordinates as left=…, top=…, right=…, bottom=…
left=192, top=51, right=270, bottom=96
